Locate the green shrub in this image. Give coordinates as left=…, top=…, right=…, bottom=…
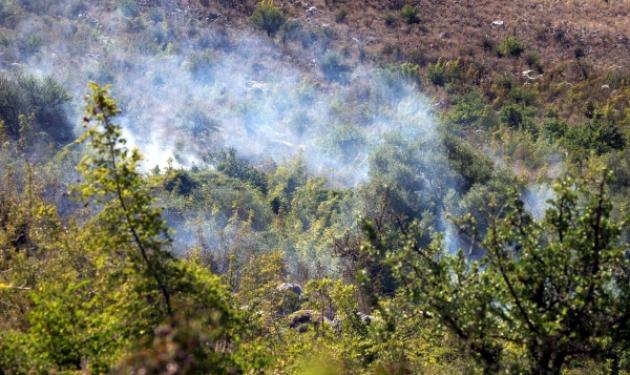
left=18, top=34, right=43, bottom=56
left=379, top=62, right=420, bottom=88
left=499, top=104, right=526, bottom=129
left=507, top=85, right=539, bottom=106
left=16, top=0, right=51, bottom=14
left=446, top=91, right=497, bottom=129
left=0, top=1, right=21, bottom=27
left=148, top=7, right=164, bottom=23
left=481, top=35, right=495, bottom=52
left=320, top=52, right=350, bottom=83
left=0, top=31, right=12, bottom=47
left=335, top=10, right=347, bottom=23
left=565, top=117, right=626, bottom=155
left=64, top=0, right=87, bottom=18
left=217, top=149, right=268, bottom=193
left=164, top=170, right=199, bottom=196
left=425, top=58, right=461, bottom=86
left=495, top=73, right=513, bottom=91
left=278, top=19, right=304, bottom=44
left=605, top=68, right=630, bottom=89
left=541, top=119, right=568, bottom=142
left=384, top=13, right=396, bottom=27
left=525, top=52, right=543, bottom=72
left=251, top=0, right=286, bottom=37
left=119, top=0, right=139, bottom=18
left=400, top=5, right=419, bottom=24
left=496, top=36, right=525, bottom=57
left=0, top=73, right=73, bottom=145
left=188, top=51, right=217, bottom=82
left=406, top=47, right=427, bottom=65
left=326, top=123, right=364, bottom=160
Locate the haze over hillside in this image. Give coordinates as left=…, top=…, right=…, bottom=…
left=0, top=1, right=628, bottom=374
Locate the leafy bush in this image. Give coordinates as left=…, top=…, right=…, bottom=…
left=406, top=47, right=427, bottom=65
left=325, top=123, right=364, bottom=160
left=188, top=51, right=217, bottom=83
left=279, top=19, right=308, bottom=45
left=320, top=52, right=350, bottom=83
left=335, top=10, right=347, bottom=23
left=378, top=62, right=420, bottom=88
left=0, top=73, right=73, bottom=145
left=0, top=1, right=21, bottom=27
left=251, top=0, right=286, bottom=37
left=0, top=31, right=13, bottom=47
left=384, top=13, right=396, bottom=27
left=565, top=117, right=626, bottom=155
left=400, top=5, right=419, bottom=24
left=119, top=0, right=139, bottom=18
left=481, top=34, right=495, bottom=52
left=541, top=118, right=568, bottom=142
left=496, top=36, right=525, bottom=57
left=397, top=173, right=630, bottom=374
left=164, top=170, right=199, bottom=196
left=499, top=104, right=526, bottom=129
left=446, top=91, right=497, bottom=128
left=494, top=73, right=513, bottom=91
left=507, top=85, right=539, bottom=106
left=16, top=0, right=52, bottom=14
left=443, top=134, right=494, bottom=191
left=64, top=0, right=87, bottom=18
left=425, top=58, right=461, bottom=86
left=525, top=52, right=543, bottom=72
left=18, top=34, right=43, bottom=56
left=605, top=68, right=630, bottom=89
left=148, top=7, right=164, bottom=23
left=217, top=149, right=268, bottom=193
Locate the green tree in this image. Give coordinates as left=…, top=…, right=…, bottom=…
left=566, top=117, right=626, bottom=155
left=400, top=5, right=420, bottom=24
left=76, top=83, right=242, bottom=372
left=78, top=82, right=177, bottom=319
left=251, top=0, right=286, bottom=37
left=496, top=36, right=525, bottom=57
left=396, top=170, right=630, bottom=374
left=0, top=73, right=73, bottom=146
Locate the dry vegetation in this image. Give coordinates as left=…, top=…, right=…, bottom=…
left=187, top=0, right=629, bottom=75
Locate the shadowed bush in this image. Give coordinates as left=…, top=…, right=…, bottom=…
left=0, top=73, right=73, bottom=146
left=400, top=5, right=419, bottom=24
left=497, top=36, right=525, bottom=57
left=251, top=0, right=286, bottom=37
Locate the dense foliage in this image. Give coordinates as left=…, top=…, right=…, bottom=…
left=0, top=0, right=628, bottom=374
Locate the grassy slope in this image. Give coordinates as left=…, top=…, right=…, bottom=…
left=188, top=0, right=629, bottom=76
left=180, top=0, right=628, bottom=183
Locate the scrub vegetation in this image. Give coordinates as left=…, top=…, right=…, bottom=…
left=0, top=0, right=628, bottom=374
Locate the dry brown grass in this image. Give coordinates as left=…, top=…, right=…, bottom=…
left=188, top=0, right=629, bottom=81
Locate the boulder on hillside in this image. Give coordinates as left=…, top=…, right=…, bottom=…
left=288, top=309, right=322, bottom=332
left=275, top=283, right=303, bottom=316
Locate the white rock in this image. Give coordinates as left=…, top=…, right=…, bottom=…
left=522, top=70, right=543, bottom=80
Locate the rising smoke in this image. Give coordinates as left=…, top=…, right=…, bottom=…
left=1, top=1, right=551, bottom=273
left=10, top=1, right=438, bottom=188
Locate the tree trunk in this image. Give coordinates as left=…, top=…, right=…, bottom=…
left=532, top=350, right=565, bottom=375
left=610, top=353, right=620, bottom=375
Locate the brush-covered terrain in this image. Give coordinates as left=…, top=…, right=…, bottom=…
left=0, top=0, right=629, bottom=374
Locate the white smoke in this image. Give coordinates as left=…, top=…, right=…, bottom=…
left=12, top=2, right=439, bottom=188
left=523, top=183, right=555, bottom=220
left=3, top=1, right=475, bottom=272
